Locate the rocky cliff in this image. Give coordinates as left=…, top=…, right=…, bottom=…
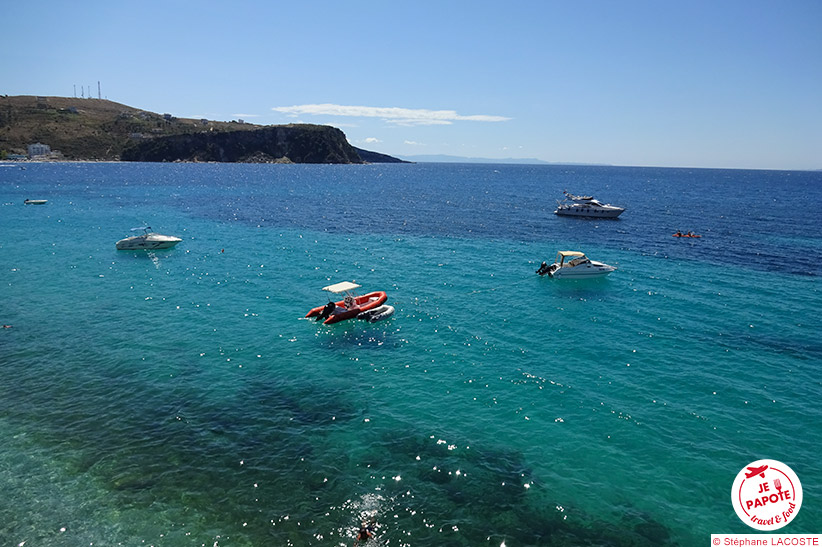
left=121, top=124, right=364, bottom=164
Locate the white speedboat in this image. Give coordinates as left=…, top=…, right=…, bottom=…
left=24, top=199, right=48, bottom=205
left=536, top=251, right=616, bottom=279
left=116, top=226, right=182, bottom=250
left=554, top=191, right=624, bottom=218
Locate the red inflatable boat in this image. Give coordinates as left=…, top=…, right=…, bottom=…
left=305, top=281, right=388, bottom=325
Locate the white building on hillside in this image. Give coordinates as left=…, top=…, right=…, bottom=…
left=28, top=142, right=51, bottom=158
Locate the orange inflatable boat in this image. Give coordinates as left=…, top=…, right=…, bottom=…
left=305, top=281, right=388, bottom=325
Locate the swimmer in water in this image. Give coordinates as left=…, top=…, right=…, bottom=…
left=353, top=519, right=375, bottom=545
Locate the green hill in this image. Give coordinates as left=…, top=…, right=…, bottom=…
left=0, top=95, right=403, bottom=164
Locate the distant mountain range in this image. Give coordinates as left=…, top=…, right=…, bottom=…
left=0, top=95, right=405, bottom=164
left=400, top=154, right=610, bottom=166
left=400, top=154, right=550, bottom=164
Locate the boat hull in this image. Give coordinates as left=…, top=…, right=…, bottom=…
left=555, top=206, right=624, bottom=218
left=549, top=261, right=615, bottom=279
left=116, top=234, right=182, bottom=250
left=306, top=291, right=388, bottom=324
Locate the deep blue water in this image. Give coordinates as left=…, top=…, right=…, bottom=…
left=1, top=162, right=820, bottom=546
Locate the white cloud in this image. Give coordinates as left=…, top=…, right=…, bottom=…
left=404, top=140, right=425, bottom=146
left=364, top=137, right=381, bottom=144
left=392, top=119, right=453, bottom=127
left=233, top=113, right=260, bottom=118
left=272, top=103, right=510, bottom=126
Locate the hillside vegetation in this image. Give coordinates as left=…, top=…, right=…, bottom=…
left=0, top=95, right=402, bottom=164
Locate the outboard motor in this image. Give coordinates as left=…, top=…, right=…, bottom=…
left=536, top=261, right=550, bottom=276
left=316, top=301, right=335, bottom=321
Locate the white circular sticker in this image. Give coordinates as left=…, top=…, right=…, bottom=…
left=731, top=459, right=802, bottom=531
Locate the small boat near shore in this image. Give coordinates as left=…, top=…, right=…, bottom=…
left=554, top=191, right=624, bottom=218
left=305, top=281, right=388, bottom=325
left=672, top=231, right=701, bottom=238
left=24, top=199, right=47, bottom=205
left=536, top=251, right=616, bottom=279
left=116, top=226, right=182, bottom=250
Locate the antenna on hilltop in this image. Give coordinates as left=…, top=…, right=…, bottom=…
left=98, top=81, right=101, bottom=100
left=74, top=85, right=77, bottom=98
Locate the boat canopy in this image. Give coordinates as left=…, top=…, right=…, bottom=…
left=131, top=226, right=151, bottom=232
left=322, top=281, right=361, bottom=294
left=557, top=251, right=585, bottom=258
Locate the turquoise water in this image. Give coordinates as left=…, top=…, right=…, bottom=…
left=1, top=162, right=820, bottom=546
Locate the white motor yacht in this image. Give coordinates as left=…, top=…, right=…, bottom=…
left=116, top=227, right=182, bottom=250
left=554, top=191, right=625, bottom=218
left=536, top=251, right=616, bottom=279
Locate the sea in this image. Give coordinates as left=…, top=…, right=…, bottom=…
left=1, top=161, right=820, bottom=546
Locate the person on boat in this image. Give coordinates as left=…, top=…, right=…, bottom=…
left=536, top=261, right=550, bottom=276
left=674, top=230, right=682, bottom=236
left=344, top=295, right=355, bottom=309
left=687, top=231, right=695, bottom=236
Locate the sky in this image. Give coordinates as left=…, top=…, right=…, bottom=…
left=2, top=0, right=820, bottom=170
